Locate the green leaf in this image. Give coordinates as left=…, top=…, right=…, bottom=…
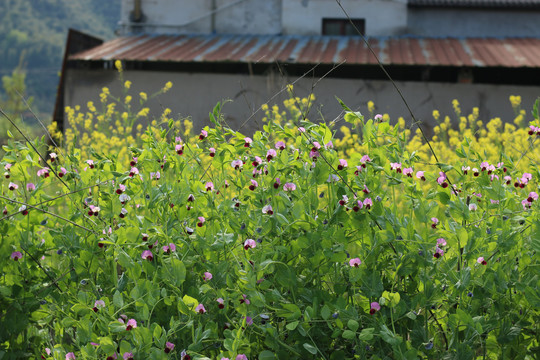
left=358, top=328, right=375, bottom=341
left=379, top=325, right=402, bottom=346
left=335, top=96, right=352, bottom=112
left=258, top=350, right=276, bottom=360
left=303, top=343, right=317, bottom=355
left=163, top=258, right=186, bottom=288
left=286, top=321, right=299, bottom=330
left=342, top=330, right=356, bottom=340
left=113, top=291, right=124, bottom=309
left=321, top=305, right=331, bottom=320
left=347, top=319, right=359, bottom=332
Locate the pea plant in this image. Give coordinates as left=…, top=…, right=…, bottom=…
left=0, top=96, right=539, bottom=360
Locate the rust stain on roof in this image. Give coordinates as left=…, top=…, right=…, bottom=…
left=69, top=34, right=540, bottom=68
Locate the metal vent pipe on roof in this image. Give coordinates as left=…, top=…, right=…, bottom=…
left=131, top=0, right=143, bottom=22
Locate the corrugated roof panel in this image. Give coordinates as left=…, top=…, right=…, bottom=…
left=69, top=34, right=540, bottom=68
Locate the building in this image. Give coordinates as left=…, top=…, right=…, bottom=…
left=56, top=0, right=540, bottom=135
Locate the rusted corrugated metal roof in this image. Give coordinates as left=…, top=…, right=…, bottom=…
left=69, top=34, right=540, bottom=68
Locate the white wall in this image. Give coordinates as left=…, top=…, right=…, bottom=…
left=408, top=8, right=540, bottom=37
left=282, top=0, right=408, bottom=36
left=215, top=0, right=282, bottom=35
left=64, top=69, right=540, bottom=136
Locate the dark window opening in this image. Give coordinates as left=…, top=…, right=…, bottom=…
left=322, top=18, right=365, bottom=36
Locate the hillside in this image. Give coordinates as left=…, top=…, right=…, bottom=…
left=0, top=0, right=120, bottom=118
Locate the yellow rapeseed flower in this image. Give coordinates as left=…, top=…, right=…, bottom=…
left=124, top=80, right=132, bottom=89
left=115, top=60, right=123, bottom=72
left=432, top=110, right=440, bottom=121
left=367, top=101, right=375, bottom=113
left=140, top=92, right=147, bottom=101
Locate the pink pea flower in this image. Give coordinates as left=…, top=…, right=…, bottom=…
left=363, top=185, right=370, bottom=194
left=527, top=192, right=538, bottom=202
left=162, top=243, right=176, bottom=254
left=522, top=199, right=532, bottom=210
left=431, top=217, right=439, bottom=229
left=309, top=149, right=320, bottom=159
left=209, top=147, right=216, bottom=157
left=266, top=149, right=277, bottom=161
left=437, top=172, right=447, bottom=185
left=374, top=114, right=383, bottom=122
left=416, top=171, right=426, bottom=181
left=141, top=250, right=153, bottom=261
left=130, top=157, right=138, bottom=166
left=504, top=175, right=512, bottom=185
left=339, top=195, right=348, bottom=206
left=353, top=200, right=363, bottom=212
left=244, top=137, right=252, bottom=147
left=363, top=198, right=373, bottom=209
left=150, top=171, right=160, bottom=180
left=262, top=205, right=273, bottom=215
left=59, top=167, right=67, bottom=178
left=469, top=203, right=478, bottom=211
left=203, top=272, right=213, bottom=281
left=244, top=239, right=256, bottom=250
left=197, top=216, right=205, bottom=227
left=433, top=247, right=444, bottom=259
left=126, top=319, right=137, bottom=331
left=337, top=159, right=348, bottom=170
left=462, top=166, right=470, bottom=175
left=252, top=156, right=262, bottom=167
left=298, top=127, right=305, bottom=133
left=123, top=352, right=134, bottom=360
left=325, top=141, right=334, bottom=149
left=480, top=161, right=489, bottom=172
left=273, top=177, right=281, bottom=189
left=249, top=179, right=258, bottom=191
left=403, top=167, right=413, bottom=177
left=19, top=205, right=28, bottom=216
left=66, top=353, right=76, bottom=360
left=283, top=182, right=296, bottom=192
left=175, top=144, right=184, bottom=155
left=349, top=258, right=361, bottom=267
left=236, top=355, right=248, bottom=360
left=165, top=342, right=175, bottom=354
left=37, top=168, right=50, bottom=178
left=49, top=152, right=57, bottom=162
left=199, top=129, right=208, bottom=140
left=4, top=163, right=12, bottom=171
left=275, top=141, right=286, bottom=150
left=487, top=164, right=496, bottom=174
left=390, top=162, right=402, bottom=173
left=180, top=350, right=189, bottom=360
left=11, top=251, right=23, bottom=261
left=205, top=182, right=214, bottom=191
left=217, top=298, right=225, bottom=309
left=116, top=184, right=126, bottom=194
left=119, top=208, right=128, bottom=218
left=490, top=199, right=499, bottom=204
left=231, top=159, right=243, bottom=170
left=86, top=160, right=95, bottom=169
left=240, top=294, right=250, bottom=305
left=354, top=166, right=362, bottom=175
left=360, top=155, right=371, bottom=168
left=195, top=304, right=206, bottom=314
left=186, top=227, right=194, bottom=235
left=45, top=348, right=51, bottom=356
left=473, top=168, right=479, bottom=176
left=94, top=300, right=106, bottom=310
left=26, top=183, right=35, bottom=191
left=369, top=302, right=381, bottom=315
left=437, top=238, right=447, bottom=247
left=244, top=316, right=253, bottom=325
left=477, top=257, right=487, bottom=265
left=129, top=167, right=139, bottom=177
left=88, top=205, right=100, bottom=216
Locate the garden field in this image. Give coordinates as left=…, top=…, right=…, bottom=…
left=1, top=67, right=539, bottom=359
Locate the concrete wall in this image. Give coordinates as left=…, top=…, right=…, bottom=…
left=119, top=0, right=212, bottom=35
left=282, top=0, right=408, bottom=36
left=407, top=8, right=540, bottom=37
left=215, top=0, right=282, bottom=35
left=64, top=69, right=540, bottom=136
